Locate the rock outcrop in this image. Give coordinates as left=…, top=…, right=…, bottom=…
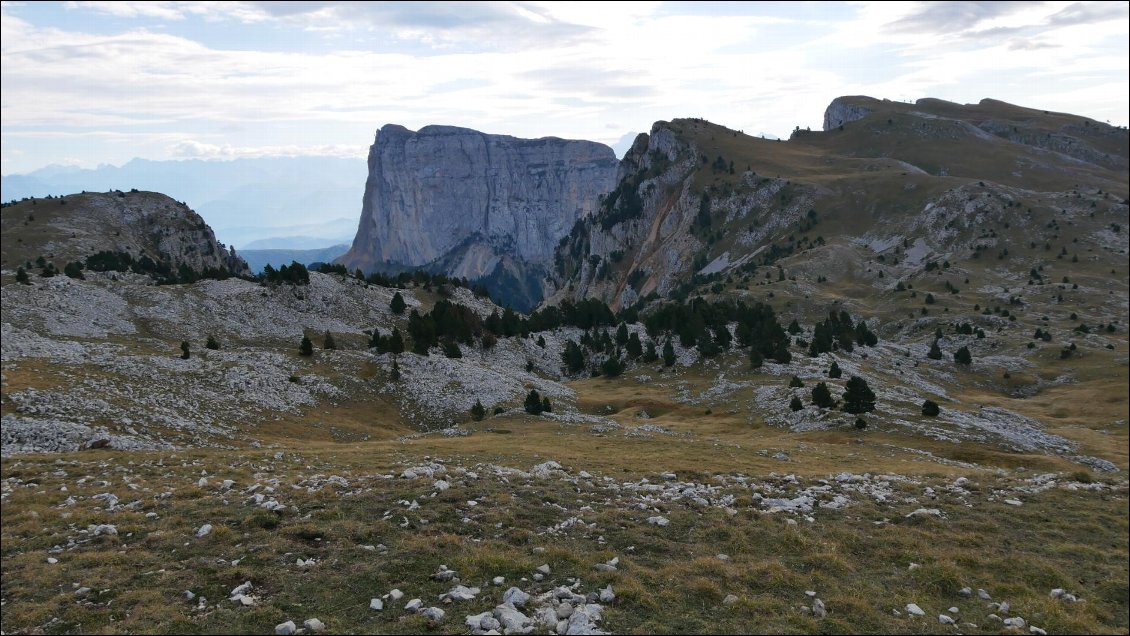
left=823, top=96, right=874, bottom=131
left=0, top=191, right=249, bottom=277
left=337, top=124, right=618, bottom=307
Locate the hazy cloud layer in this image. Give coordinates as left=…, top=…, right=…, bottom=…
left=2, top=1, right=1127, bottom=173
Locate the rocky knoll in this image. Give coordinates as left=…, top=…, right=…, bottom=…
left=0, top=191, right=249, bottom=277
left=338, top=124, right=618, bottom=289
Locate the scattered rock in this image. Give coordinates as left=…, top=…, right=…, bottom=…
left=503, top=587, right=531, bottom=607
left=421, top=607, right=446, bottom=622
left=939, top=614, right=955, bottom=625
left=492, top=576, right=506, bottom=586
left=1003, top=617, right=1026, bottom=629
left=813, top=598, right=827, bottom=618
left=369, top=598, right=383, bottom=611
left=905, top=508, right=942, bottom=518
left=958, top=587, right=972, bottom=597
left=303, top=618, right=325, bottom=633
left=274, top=620, right=296, bottom=635
left=1030, top=627, right=1047, bottom=636
left=723, top=594, right=739, bottom=606
left=978, top=588, right=992, bottom=600
left=599, top=585, right=615, bottom=603
left=906, top=603, right=926, bottom=616
left=405, top=598, right=423, bottom=612
left=195, top=523, right=212, bottom=538
left=647, top=516, right=670, bottom=527
left=440, top=585, right=480, bottom=602
left=536, top=564, right=552, bottom=575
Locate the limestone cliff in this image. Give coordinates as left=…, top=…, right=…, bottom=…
left=338, top=124, right=618, bottom=307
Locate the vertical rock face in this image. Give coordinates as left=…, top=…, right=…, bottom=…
left=823, top=96, right=875, bottom=131
left=338, top=125, right=618, bottom=292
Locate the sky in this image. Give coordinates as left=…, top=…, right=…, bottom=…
left=1, top=0, right=1127, bottom=175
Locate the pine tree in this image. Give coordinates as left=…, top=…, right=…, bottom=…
left=180, top=340, right=190, bottom=359
left=750, top=347, right=763, bottom=369
left=442, top=338, right=462, bottom=358
left=828, top=360, right=842, bottom=378
left=662, top=340, right=676, bottom=367
left=390, top=291, right=407, bottom=315
left=921, top=399, right=940, bottom=417
left=841, top=376, right=876, bottom=414
left=16, top=267, right=30, bottom=284
left=773, top=340, right=792, bottom=364
left=789, top=375, right=804, bottom=388
left=206, top=335, right=220, bottom=350
left=542, top=396, right=552, bottom=413
left=643, top=341, right=659, bottom=363
left=812, top=382, right=835, bottom=409
left=389, top=358, right=401, bottom=381
left=63, top=261, right=84, bottom=279
left=300, top=335, right=314, bottom=356
left=953, top=345, right=972, bottom=365
left=601, top=355, right=624, bottom=377
left=789, top=396, right=804, bottom=412
left=616, top=322, right=629, bottom=346
left=561, top=340, right=585, bottom=374
left=470, top=399, right=486, bottom=422
left=323, top=331, right=337, bottom=350
left=537, top=335, right=546, bottom=348
left=626, top=332, right=643, bottom=358
left=854, top=417, right=868, bottom=430
left=524, top=389, right=544, bottom=415
left=389, top=328, right=405, bottom=354
left=927, top=339, right=943, bottom=360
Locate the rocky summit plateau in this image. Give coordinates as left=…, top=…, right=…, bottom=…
left=1, top=96, right=1127, bottom=636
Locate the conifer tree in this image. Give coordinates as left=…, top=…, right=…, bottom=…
left=542, top=396, right=552, bottom=413
left=390, top=291, right=407, bottom=315
left=828, top=360, right=842, bottom=378
left=389, top=328, right=405, bottom=355
left=842, top=376, right=876, bottom=414
left=789, top=395, right=804, bottom=412
left=389, top=358, right=401, bottom=381
left=921, top=399, right=940, bottom=416
left=323, top=331, right=337, bottom=350
left=927, top=339, right=943, bottom=360
left=626, top=332, right=643, bottom=359
left=300, top=334, right=314, bottom=356
left=643, top=341, right=659, bottom=363
left=206, top=334, right=220, bottom=350
left=954, top=345, right=972, bottom=365
left=812, top=381, right=834, bottom=408
left=180, top=340, right=190, bottom=359
left=470, top=399, right=486, bottom=422
left=524, top=389, right=543, bottom=415
left=662, top=340, right=676, bottom=367
left=789, top=375, right=804, bottom=388
left=750, top=347, right=763, bottom=369
left=16, top=267, right=30, bottom=284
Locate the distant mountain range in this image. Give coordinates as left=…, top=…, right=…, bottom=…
left=1, top=156, right=366, bottom=250
left=241, top=243, right=351, bottom=274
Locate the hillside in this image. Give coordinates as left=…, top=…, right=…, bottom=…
left=1, top=96, right=1127, bottom=635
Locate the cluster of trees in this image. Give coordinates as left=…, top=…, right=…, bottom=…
left=262, top=262, right=310, bottom=286
left=807, top=310, right=878, bottom=356
left=789, top=375, right=877, bottom=417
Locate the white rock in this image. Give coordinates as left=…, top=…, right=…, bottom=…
left=195, top=524, right=212, bottom=538
left=536, top=564, right=552, bottom=575
left=441, top=585, right=480, bottom=602
left=1003, top=617, right=1026, bottom=628
left=47, top=557, right=58, bottom=564
left=1049, top=588, right=1065, bottom=599
left=303, top=618, right=325, bottom=632
left=813, top=598, right=826, bottom=618
left=1004, top=499, right=1023, bottom=506
left=274, top=620, right=296, bottom=635
left=977, top=588, right=992, bottom=600
left=647, top=516, right=670, bottom=527
left=421, top=607, right=446, bottom=622
left=722, top=594, right=738, bottom=606
left=405, top=598, right=423, bottom=612
left=492, top=576, right=505, bottom=586
left=906, top=603, right=926, bottom=616
left=958, top=587, right=972, bottom=597
left=905, top=508, right=942, bottom=518
left=948, top=607, right=959, bottom=613
left=939, top=614, right=955, bottom=625
left=389, top=588, right=404, bottom=601
left=503, top=586, right=530, bottom=607
left=1030, top=627, right=1047, bottom=635
left=599, top=585, right=615, bottom=603
left=183, top=590, right=195, bottom=601
left=494, top=604, right=533, bottom=633
left=369, top=598, right=383, bottom=611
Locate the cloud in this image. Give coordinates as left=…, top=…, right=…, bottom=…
left=1046, top=1, right=1130, bottom=28
left=884, top=1, right=1032, bottom=35
left=167, top=139, right=365, bottom=159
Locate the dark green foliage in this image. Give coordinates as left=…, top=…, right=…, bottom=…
left=772, top=340, right=792, bottom=364
left=828, top=360, right=842, bottom=378
left=562, top=340, right=586, bottom=375
left=542, top=396, right=552, bottom=413
left=15, top=267, right=29, bottom=284
left=789, top=375, right=804, bottom=388
left=842, top=376, right=876, bottom=415
left=40, top=263, right=57, bottom=278
left=524, top=389, right=544, bottom=415
left=442, top=338, right=462, bottom=358
left=390, top=291, right=407, bottom=315
left=811, top=382, right=834, bottom=409
left=921, top=399, right=940, bottom=417
left=787, top=319, right=801, bottom=335
left=750, top=347, right=763, bottom=369
left=626, top=332, right=643, bottom=359
left=206, top=335, right=220, bottom=350
left=643, top=341, right=659, bottom=363
left=389, top=358, right=401, bottom=381
left=323, top=331, right=336, bottom=351
left=695, top=192, right=712, bottom=229
left=854, top=417, right=868, bottom=430
left=299, top=335, right=314, bottom=356
left=262, top=261, right=309, bottom=285
left=696, top=331, right=721, bottom=358
left=954, top=345, right=972, bottom=365
left=470, top=400, right=486, bottom=422
left=808, top=310, right=866, bottom=356
left=316, top=262, right=348, bottom=276
left=927, top=339, right=943, bottom=360
left=537, top=335, right=546, bottom=348
left=925, top=293, right=936, bottom=305
left=789, top=396, right=804, bottom=412
left=616, top=322, right=629, bottom=345
left=597, top=170, right=646, bottom=230
left=180, top=341, right=190, bottom=359
left=63, top=261, right=84, bottom=279
left=601, top=354, right=625, bottom=377
left=662, top=340, right=676, bottom=367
